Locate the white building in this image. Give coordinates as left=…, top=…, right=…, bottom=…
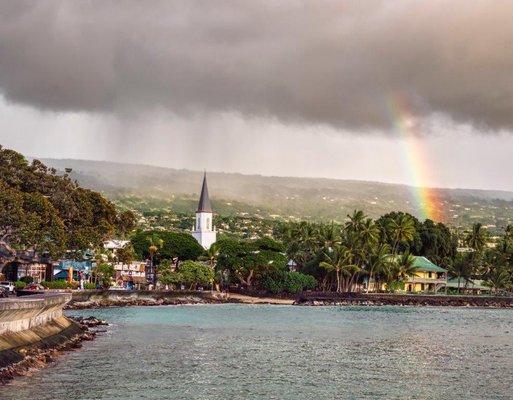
left=192, top=173, right=217, bottom=249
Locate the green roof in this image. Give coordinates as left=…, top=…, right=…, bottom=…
left=412, top=256, right=447, bottom=273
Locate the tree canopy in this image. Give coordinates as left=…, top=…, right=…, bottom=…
left=0, top=146, right=135, bottom=260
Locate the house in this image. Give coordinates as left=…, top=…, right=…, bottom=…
left=1, top=249, right=53, bottom=283
left=53, top=260, right=93, bottom=282
left=104, top=240, right=130, bottom=251
left=367, top=256, right=448, bottom=293
left=404, top=256, right=448, bottom=293
left=446, top=278, right=491, bottom=294
left=113, top=261, right=147, bottom=289
left=287, top=259, right=298, bottom=272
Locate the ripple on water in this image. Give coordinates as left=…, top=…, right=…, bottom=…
left=1, top=304, right=512, bottom=400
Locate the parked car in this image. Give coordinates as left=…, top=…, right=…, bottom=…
left=24, top=283, right=45, bottom=291
left=0, top=287, right=8, bottom=298
left=0, top=281, right=15, bottom=293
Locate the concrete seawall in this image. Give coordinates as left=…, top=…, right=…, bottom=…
left=0, top=293, right=72, bottom=335
left=0, top=293, right=88, bottom=381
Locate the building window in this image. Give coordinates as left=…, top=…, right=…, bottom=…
left=207, top=218, right=211, bottom=230
left=197, top=217, right=200, bottom=230
left=428, top=272, right=432, bottom=278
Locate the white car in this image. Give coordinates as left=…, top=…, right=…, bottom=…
left=0, top=281, right=15, bottom=293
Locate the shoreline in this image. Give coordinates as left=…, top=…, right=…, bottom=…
left=65, top=290, right=513, bottom=309
left=0, top=316, right=105, bottom=385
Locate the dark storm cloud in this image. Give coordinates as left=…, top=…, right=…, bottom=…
left=0, top=1, right=512, bottom=131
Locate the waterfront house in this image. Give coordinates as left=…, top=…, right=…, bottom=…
left=404, top=256, right=448, bottom=293
left=446, top=277, right=491, bottom=294
left=367, top=256, right=448, bottom=293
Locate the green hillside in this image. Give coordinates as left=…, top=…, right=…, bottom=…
left=40, top=158, right=513, bottom=231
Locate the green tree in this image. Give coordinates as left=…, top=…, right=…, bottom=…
left=178, top=260, right=215, bottom=289
left=93, top=263, right=115, bottom=288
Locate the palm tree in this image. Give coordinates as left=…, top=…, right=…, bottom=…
left=345, top=210, right=366, bottom=234
left=394, top=252, right=418, bottom=282
left=320, top=244, right=349, bottom=293
left=484, top=265, right=510, bottom=293
left=366, top=243, right=391, bottom=293
left=387, top=214, right=416, bottom=255
left=466, top=223, right=488, bottom=254
left=147, top=233, right=164, bottom=286
left=318, top=221, right=340, bottom=251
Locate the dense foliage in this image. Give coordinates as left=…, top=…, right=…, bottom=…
left=131, top=230, right=204, bottom=263
left=0, top=146, right=135, bottom=260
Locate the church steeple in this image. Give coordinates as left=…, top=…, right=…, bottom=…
left=197, top=172, right=213, bottom=213
left=192, top=172, right=216, bottom=249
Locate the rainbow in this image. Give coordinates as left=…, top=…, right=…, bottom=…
left=387, top=92, right=443, bottom=222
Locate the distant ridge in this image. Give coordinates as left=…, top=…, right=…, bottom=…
left=39, top=157, right=513, bottom=228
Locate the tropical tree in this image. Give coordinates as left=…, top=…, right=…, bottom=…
left=466, top=223, right=488, bottom=254
left=178, top=260, right=215, bottom=289
left=394, top=252, right=418, bottom=282
left=320, top=244, right=352, bottom=292
left=93, top=262, right=115, bottom=288
left=387, top=214, right=416, bottom=255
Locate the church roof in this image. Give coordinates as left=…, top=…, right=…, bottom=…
left=197, top=172, right=213, bottom=213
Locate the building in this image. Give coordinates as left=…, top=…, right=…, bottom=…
left=404, top=256, right=448, bottom=293
left=446, top=278, right=491, bottom=294
left=113, top=261, right=147, bottom=289
left=0, top=249, right=53, bottom=283
left=367, top=256, right=448, bottom=293
left=104, top=240, right=130, bottom=251
left=191, top=172, right=217, bottom=249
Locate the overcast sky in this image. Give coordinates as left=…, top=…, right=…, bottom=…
left=1, top=1, right=512, bottom=190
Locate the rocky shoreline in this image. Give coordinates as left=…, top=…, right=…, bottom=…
left=65, top=290, right=513, bottom=309
left=67, top=295, right=225, bottom=309
left=0, top=317, right=107, bottom=385
left=295, top=293, right=513, bottom=308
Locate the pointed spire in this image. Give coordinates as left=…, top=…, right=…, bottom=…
left=197, top=172, right=213, bottom=213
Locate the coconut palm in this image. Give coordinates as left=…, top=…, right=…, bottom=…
left=387, top=214, right=416, bottom=255
left=394, top=252, right=418, bottom=282
left=147, top=233, right=164, bottom=286
left=345, top=210, right=366, bottom=234
left=320, top=244, right=349, bottom=293
left=466, top=223, right=488, bottom=254
left=366, top=243, right=391, bottom=293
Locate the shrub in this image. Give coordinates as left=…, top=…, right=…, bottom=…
left=262, top=271, right=317, bottom=294
left=15, top=281, right=26, bottom=290
left=40, top=280, right=79, bottom=289
left=20, top=276, right=33, bottom=284
left=84, top=282, right=97, bottom=290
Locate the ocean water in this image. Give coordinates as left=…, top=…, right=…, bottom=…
left=2, top=304, right=513, bottom=399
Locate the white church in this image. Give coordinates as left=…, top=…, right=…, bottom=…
left=191, top=173, right=217, bottom=249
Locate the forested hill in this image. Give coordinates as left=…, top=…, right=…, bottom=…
left=41, top=158, right=513, bottom=229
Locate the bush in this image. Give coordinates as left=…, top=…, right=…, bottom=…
left=20, top=276, right=33, bottom=284
left=15, top=281, right=26, bottom=290
left=40, top=280, right=80, bottom=289
left=262, top=271, right=317, bottom=294
left=84, top=282, right=97, bottom=290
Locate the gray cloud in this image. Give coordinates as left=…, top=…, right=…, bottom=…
left=0, top=1, right=512, bottom=132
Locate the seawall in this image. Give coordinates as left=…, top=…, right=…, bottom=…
left=0, top=293, right=89, bottom=383
left=0, top=293, right=71, bottom=335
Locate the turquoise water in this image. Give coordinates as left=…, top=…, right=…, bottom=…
left=2, top=304, right=513, bottom=399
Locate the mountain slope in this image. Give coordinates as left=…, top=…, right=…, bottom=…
left=40, top=158, right=513, bottom=229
